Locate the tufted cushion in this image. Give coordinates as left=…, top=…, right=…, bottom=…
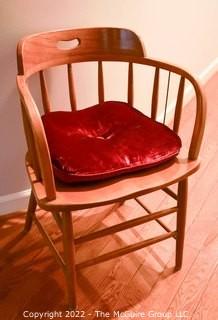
left=42, top=101, right=182, bottom=183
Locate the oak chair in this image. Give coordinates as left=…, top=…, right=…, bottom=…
left=16, top=27, right=206, bottom=308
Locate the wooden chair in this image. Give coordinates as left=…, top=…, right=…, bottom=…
left=16, top=27, right=206, bottom=308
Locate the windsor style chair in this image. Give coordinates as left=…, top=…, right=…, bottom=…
left=16, top=27, right=206, bottom=308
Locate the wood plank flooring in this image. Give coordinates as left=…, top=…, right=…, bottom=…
left=0, top=73, right=218, bottom=319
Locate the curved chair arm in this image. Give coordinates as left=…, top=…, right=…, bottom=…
left=17, top=75, right=56, bottom=200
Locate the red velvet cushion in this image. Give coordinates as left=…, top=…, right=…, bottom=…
left=42, top=101, right=181, bottom=183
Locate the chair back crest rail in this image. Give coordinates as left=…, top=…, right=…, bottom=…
left=16, top=28, right=206, bottom=201
left=17, top=28, right=145, bottom=113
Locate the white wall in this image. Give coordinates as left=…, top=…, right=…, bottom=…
left=0, top=0, right=218, bottom=202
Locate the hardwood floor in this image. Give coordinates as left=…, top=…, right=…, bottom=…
left=0, top=73, right=218, bottom=320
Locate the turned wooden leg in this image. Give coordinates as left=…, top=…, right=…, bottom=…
left=62, top=211, right=77, bottom=309
left=175, top=178, right=188, bottom=271
left=24, top=190, right=37, bottom=233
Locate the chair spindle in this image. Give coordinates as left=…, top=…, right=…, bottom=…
left=173, top=77, right=185, bottom=133
left=163, top=71, right=171, bottom=124
left=98, top=61, right=104, bottom=104
left=128, top=62, right=133, bottom=105
left=67, top=64, right=77, bottom=111
left=39, top=71, right=52, bottom=113
left=151, top=67, right=160, bottom=120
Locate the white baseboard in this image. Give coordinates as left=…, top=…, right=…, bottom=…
left=0, top=189, right=30, bottom=215
left=198, top=57, right=218, bottom=83
left=0, top=58, right=217, bottom=216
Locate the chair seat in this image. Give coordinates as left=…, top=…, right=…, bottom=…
left=27, top=157, right=200, bottom=210
left=42, top=101, right=181, bottom=183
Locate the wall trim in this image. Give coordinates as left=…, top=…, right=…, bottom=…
left=198, top=57, right=218, bottom=83
left=0, top=58, right=217, bottom=216
left=0, top=189, right=30, bottom=215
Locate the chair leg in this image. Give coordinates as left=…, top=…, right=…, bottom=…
left=175, top=178, right=188, bottom=271
left=24, top=189, right=37, bottom=233
left=62, top=211, right=77, bottom=309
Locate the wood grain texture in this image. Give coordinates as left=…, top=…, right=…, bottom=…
left=192, top=265, right=218, bottom=320
left=167, top=224, right=218, bottom=320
